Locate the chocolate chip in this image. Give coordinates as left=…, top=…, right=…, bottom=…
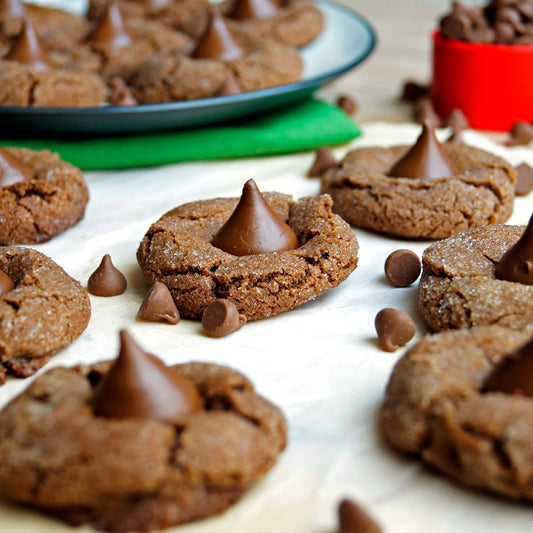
left=442, top=108, right=469, bottom=133
left=338, top=498, right=382, bottom=533
left=400, top=80, right=429, bottom=103
left=0, top=270, right=14, bottom=297
left=375, top=308, right=416, bottom=352
left=218, top=72, right=242, bottom=96
left=515, top=162, right=533, bottom=195
left=108, top=77, right=137, bottom=106
left=413, top=97, right=441, bottom=128
left=307, top=147, right=337, bottom=178
left=469, top=27, right=496, bottom=42
left=440, top=13, right=472, bottom=40
left=446, top=131, right=464, bottom=144
left=137, top=282, right=180, bottom=324
left=88, top=2, right=133, bottom=48
left=87, top=254, right=127, bottom=296
left=384, top=249, right=421, bottom=287
left=6, top=19, right=53, bottom=71
left=336, top=95, right=358, bottom=115
left=495, top=6, right=525, bottom=32
left=494, top=21, right=516, bottom=43
left=509, top=121, right=533, bottom=146
left=201, top=299, right=247, bottom=337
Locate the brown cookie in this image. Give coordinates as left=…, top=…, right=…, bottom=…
left=131, top=37, right=302, bottom=103
left=320, top=143, right=516, bottom=239
left=87, top=0, right=211, bottom=40
left=137, top=193, right=358, bottom=321
left=419, top=224, right=533, bottom=332
left=221, top=0, right=324, bottom=48
left=0, top=360, right=286, bottom=531
left=381, top=325, right=533, bottom=501
left=0, top=60, right=105, bottom=107
left=0, top=247, right=91, bottom=385
left=0, top=147, right=89, bottom=244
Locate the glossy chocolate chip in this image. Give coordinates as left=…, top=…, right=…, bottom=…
left=384, top=249, right=421, bottom=287
left=375, top=308, right=416, bottom=352
left=483, top=338, right=533, bottom=396
left=307, top=147, right=337, bottom=178
left=388, top=121, right=456, bottom=180
left=212, top=179, right=299, bottom=256
left=338, top=498, right=382, bottom=533
left=509, top=121, right=533, bottom=146
left=412, top=97, right=441, bottom=128
left=88, top=2, right=132, bottom=48
left=108, top=77, right=137, bottom=106
left=230, top=0, right=279, bottom=20
left=400, top=80, right=429, bottom=103
left=336, top=95, right=358, bottom=115
left=87, top=254, right=127, bottom=296
left=201, top=299, right=247, bottom=337
left=0, top=0, right=26, bottom=17
left=442, top=108, right=469, bottom=133
left=0, top=146, right=33, bottom=187
left=218, top=72, right=241, bottom=96
left=137, top=282, right=180, bottom=324
left=6, top=19, right=53, bottom=71
left=0, top=270, right=14, bottom=297
left=193, top=10, right=246, bottom=61
left=93, top=330, right=202, bottom=423
left=515, top=163, right=533, bottom=196
left=440, top=13, right=472, bottom=40
left=495, top=213, right=533, bottom=284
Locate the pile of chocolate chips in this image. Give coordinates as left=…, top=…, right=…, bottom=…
left=440, top=0, right=533, bottom=45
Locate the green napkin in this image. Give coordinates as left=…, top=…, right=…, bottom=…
left=0, top=98, right=360, bottom=171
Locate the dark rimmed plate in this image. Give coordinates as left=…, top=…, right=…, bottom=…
left=1, top=0, right=376, bottom=135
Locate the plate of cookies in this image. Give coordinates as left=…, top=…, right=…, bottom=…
left=0, top=0, right=375, bottom=134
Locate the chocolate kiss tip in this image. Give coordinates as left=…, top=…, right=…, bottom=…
left=137, top=282, right=180, bottom=324
left=211, top=178, right=299, bottom=256
left=0, top=0, right=26, bottom=17
left=483, top=337, right=533, bottom=396
left=0, top=270, right=15, bottom=297
left=92, top=330, right=202, bottom=423
left=338, top=498, right=382, bottom=533
left=89, top=2, right=132, bottom=48
left=7, top=19, right=53, bottom=71
left=193, top=9, right=245, bottom=61
left=387, top=120, right=457, bottom=180
left=231, top=0, right=279, bottom=20
left=87, top=254, right=127, bottom=296
left=495, top=213, right=533, bottom=285
left=0, top=146, right=33, bottom=187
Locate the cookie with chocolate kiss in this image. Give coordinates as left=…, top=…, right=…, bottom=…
left=0, top=333, right=287, bottom=531
left=137, top=185, right=358, bottom=320
left=321, top=121, right=515, bottom=239
left=381, top=324, right=533, bottom=502
left=419, top=218, right=533, bottom=332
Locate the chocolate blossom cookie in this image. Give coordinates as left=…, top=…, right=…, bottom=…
left=381, top=324, right=533, bottom=501
left=0, top=147, right=89, bottom=244
left=137, top=180, right=358, bottom=320
left=0, top=330, right=287, bottom=531
left=320, top=122, right=516, bottom=239
left=0, top=247, right=91, bottom=385
left=419, top=217, right=533, bottom=332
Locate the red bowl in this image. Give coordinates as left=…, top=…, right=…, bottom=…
left=431, top=30, right=533, bottom=131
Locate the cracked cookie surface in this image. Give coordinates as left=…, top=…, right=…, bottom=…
left=0, top=247, right=90, bottom=385
left=137, top=193, right=358, bottom=320
left=419, top=224, right=533, bottom=332
left=381, top=325, right=533, bottom=501
left=0, top=147, right=89, bottom=244
left=320, top=143, right=516, bottom=239
left=0, top=361, right=287, bottom=531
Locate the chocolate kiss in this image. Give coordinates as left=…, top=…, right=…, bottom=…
left=137, top=282, right=180, bottom=324
left=193, top=10, right=246, bottom=61
left=0, top=270, right=15, bottom=297
left=231, top=0, right=279, bottom=20
left=338, top=499, right=382, bottom=533
left=93, top=330, right=202, bottom=423
left=212, top=179, right=299, bottom=256
left=0, top=0, right=26, bottom=18
left=0, top=146, right=33, bottom=187
left=483, top=338, right=533, bottom=396
left=140, top=0, right=171, bottom=9
left=89, top=2, right=132, bottom=48
left=6, top=19, right=53, bottom=71
left=495, top=213, right=533, bottom=284
left=387, top=121, right=457, bottom=179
